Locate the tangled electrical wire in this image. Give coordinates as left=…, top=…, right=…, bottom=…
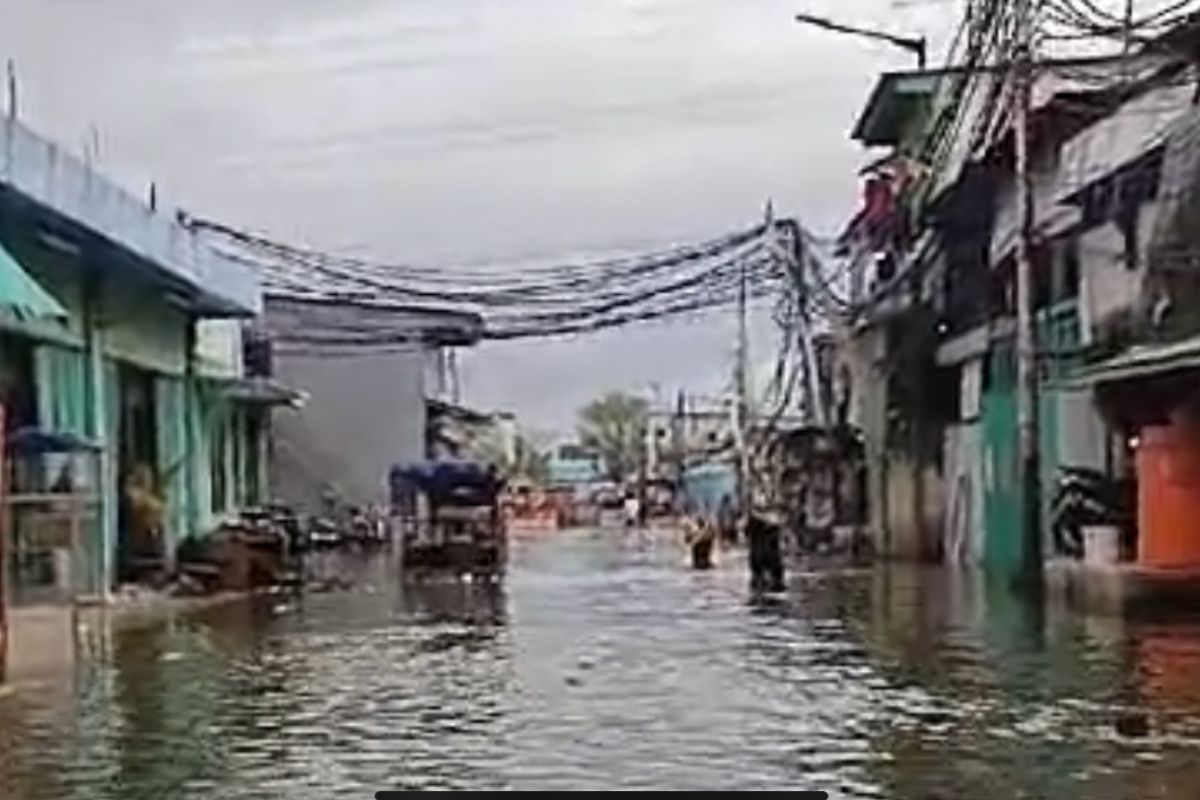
left=1041, top=0, right=1200, bottom=44
left=190, top=215, right=792, bottom=342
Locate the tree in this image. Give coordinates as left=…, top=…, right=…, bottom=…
left=511, top=435, right=550, bottom=484
left=577, top=391, right=649, bottom=483
left=469, top=427, right=549, bottom=483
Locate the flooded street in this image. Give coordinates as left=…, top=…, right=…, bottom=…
left=3, top=529, right=1200, bottom=798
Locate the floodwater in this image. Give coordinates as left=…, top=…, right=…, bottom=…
left=3, top=530, right=1200, bottom=798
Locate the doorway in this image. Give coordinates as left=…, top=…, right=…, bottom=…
left=116, top=364, right=161, bottom=582
left=0, top=334, right=37, bottom=610
left=0, top=334, right=37, bottom=434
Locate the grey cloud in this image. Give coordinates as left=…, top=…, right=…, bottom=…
left=0, top=0, right=950, bottom=430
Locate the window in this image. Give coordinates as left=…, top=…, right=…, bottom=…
left=231, top=410, right=245, bottom=508
left=1058, top=238, right=1081, bottom=302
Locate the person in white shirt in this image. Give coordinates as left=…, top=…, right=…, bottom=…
left=623, top=493, right=641, bottom=528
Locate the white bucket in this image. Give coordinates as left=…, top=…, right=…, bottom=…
left=1083, top=525, right=1121, bottom=566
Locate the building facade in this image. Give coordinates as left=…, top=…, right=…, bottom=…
left=261, top=295, right=482, bottom=513
left=0, top=115, right=262, bottom=606
left=835, top=28, right=1200, bottom=575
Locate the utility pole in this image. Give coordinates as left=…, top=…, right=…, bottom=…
left=1013, top=0, right=1042, bottom=584
left=787, top=223, right=829, bottom=430
left=5, top=60, right=16, bottom=120
left=733, top=207, right=756, bottom=528
left=448, top=349, right=462, bottom=404
left=1123, top=0, right=1135, bottom=54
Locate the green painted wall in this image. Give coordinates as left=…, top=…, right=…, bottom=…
left=983, top=304, right=1081, bottom=574
left=155, top=376, right=189, bottom=552
left=982, top=352, right=1021, bottom=573
left=102, top=281, right=189, bottom=376
left=2, top=242, right=255, bottom=591
left=34, top=345, right=87, bottom=435
left=197, top=387, right=252, bottom=522
left=102, top=357, right=120, bottom=593
left=1036, top=303, right=1081, bottom=541
left=0, top=225, right=269, bottom=600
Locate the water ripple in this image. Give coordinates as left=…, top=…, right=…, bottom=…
left=3, top=533, right=1200, bottom=798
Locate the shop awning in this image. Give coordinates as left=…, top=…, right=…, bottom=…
left=0, top=241, right=66, bottom=320
left=222, top=377, right=307, bottom=408
left=1070, top=334, right=1200, bottom=387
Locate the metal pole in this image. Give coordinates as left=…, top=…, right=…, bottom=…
left=1123, top=0, right=1135, bottom=54
left=793, top=13, right=926, bottom=68
left=1013, top=0, right=1042, bottom=583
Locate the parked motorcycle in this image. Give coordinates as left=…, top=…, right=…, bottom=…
left=264, top=503, right=306, bottom=554
left=307, top=514, right=344, bottom=549
left=1050, top=466, right=1134, bottom=559
left=345, top=505, right=387, bottom=547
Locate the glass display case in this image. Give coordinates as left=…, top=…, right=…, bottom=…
left=4, top=428, right=102, bottom=606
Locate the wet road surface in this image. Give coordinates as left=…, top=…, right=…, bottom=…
left=4, top=528, right=1200, bottom=798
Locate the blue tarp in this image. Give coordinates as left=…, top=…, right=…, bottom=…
left=680, top=462, right=736, bottom=516
left=390, top=459, right=496, bottom=497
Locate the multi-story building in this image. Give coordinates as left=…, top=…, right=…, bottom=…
left=836, top=22, right=1200, bottom=574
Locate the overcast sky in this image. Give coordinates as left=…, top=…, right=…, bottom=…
left=0, top=0, right=950, bottom=432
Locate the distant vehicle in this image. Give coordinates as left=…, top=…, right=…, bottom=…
left=343, top=505, right=388, bottom=547
left=1051, top=465, right=1134, bottom=559
left=591, top=485, right=626, bottom=528
left=390, top=460, right=507, bottom=580
left=307, top=517, right=343, bottom=549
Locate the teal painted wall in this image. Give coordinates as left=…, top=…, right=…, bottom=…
left=104, top=359, right=120, bottom=577
left=102, top=280, right=189, bottom=376
left=0, top=225, right=264, bottom=594
left=0, top=232, right=86, bottom=348
left=155, top=375, right=189, bottom=552
left=191, top=380, right=248, bottom=533
left=34, top=344, right=87, bottom=435
left=1036, top=303, right=1081, bottom=542
left=983, top=303, right=1081, bottom=574
left=982, top=355, right=1020, bottom=573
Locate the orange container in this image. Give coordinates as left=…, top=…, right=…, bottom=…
left=1138, top=423, right=1200, bottom=569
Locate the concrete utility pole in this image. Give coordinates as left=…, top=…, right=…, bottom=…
left=1013, top=0, right=1042, bottom=584
left=734, top=212, right=752, bottom=526
left=5, top=60, right=16, bottom=120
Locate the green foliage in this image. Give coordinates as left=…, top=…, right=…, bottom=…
left=576, top=391, right=648, bottom=482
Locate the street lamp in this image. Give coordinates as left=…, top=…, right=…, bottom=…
left=794, top=11, right=927, bottom=69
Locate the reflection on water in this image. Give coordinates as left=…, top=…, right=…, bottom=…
left=2, top=532, right=1200, bottom=797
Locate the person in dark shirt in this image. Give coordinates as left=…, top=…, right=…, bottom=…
left=746, top=510, right=785, bottom=593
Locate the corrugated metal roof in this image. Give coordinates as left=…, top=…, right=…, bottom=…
left=1070, top=334, right=1200, bottom=387
left=0, top=120, right=260, bottom=315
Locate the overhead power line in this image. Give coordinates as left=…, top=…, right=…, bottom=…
left=192, top=214, right=802, bottom=343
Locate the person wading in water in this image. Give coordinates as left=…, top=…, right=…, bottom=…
left=684, top=514, right=715, bottom=570
left=746, top=509, right=785, bottom=592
